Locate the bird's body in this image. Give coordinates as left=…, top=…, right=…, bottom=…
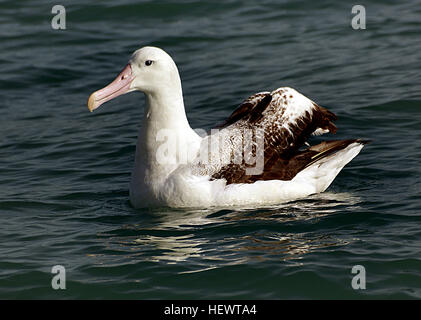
left=88, top=46, right=367, bottom=208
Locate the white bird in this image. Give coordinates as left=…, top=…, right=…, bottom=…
left=88, top=46, right=368, bottom=208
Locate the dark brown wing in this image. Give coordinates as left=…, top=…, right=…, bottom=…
left=215, top=92, right=272, bottom=128
left=207, top=87, right=344, bottom=184
left=215, top=88, right=337, bottom=154
left=212, top=139, right=369, bottom=184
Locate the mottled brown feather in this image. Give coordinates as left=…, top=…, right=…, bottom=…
left=212, top=139, right=369, bottom=184
left=209, top=89, right=358, bottom=184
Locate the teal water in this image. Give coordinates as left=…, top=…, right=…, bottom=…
left=1, top=0, right=421, bottom=299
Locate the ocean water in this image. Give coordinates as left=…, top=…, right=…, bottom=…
left=1, top=0, right=421, bottom=299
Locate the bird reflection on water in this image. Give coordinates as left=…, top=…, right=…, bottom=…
left=92, top=192, right=361, bottom=271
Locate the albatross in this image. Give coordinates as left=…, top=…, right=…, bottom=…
left=88, top=46, right=367, bottom=208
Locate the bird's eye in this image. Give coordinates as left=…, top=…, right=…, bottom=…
left=145, top=60, right=153, bottom=66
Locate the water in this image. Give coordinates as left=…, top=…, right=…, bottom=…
left=1, top=0, right=420, bottom=299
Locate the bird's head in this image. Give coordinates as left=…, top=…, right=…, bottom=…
left=88, top=46, right=180, bottom=112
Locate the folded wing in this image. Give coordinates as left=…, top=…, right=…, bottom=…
left=195, top=87, right=362, bottom=185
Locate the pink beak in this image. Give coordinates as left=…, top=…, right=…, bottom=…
left=87, top=64, right=134, bottom=112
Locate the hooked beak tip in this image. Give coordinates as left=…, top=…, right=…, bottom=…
left=87, top=93, right=97, bottom=112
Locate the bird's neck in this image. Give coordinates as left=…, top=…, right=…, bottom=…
left=132, top=86, right=201, bottom=190
left=144, top=84, right=189, bottom=132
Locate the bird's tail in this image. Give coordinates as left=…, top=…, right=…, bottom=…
left=292, top=139, right=369, bottom=192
